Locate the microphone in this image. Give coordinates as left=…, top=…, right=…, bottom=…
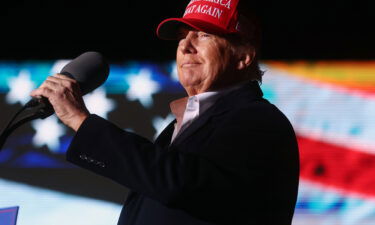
left=25, top=51, right=110, bottom=118
left=0, top=51, right=109, bottom=151
left=60, top=51, right=110, bottom=95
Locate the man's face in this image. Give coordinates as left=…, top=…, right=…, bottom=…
left=176, top=28, right=236, bottom=95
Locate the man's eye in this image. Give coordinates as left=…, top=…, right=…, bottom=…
left=198, top=32, right=211, bottom=38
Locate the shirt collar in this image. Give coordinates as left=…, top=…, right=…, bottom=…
left=170, top=81, right=248, bottom=122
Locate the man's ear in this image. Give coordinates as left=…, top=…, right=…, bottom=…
left=237, top=47, right=256, bottom=70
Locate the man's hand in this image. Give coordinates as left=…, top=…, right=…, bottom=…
left=30, top=74, right=89, bottom=131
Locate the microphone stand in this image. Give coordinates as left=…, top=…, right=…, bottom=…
left=0, top=98, right=54, bottom=152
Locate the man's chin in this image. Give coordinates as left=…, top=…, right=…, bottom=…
left=180, top=80, right=203, bottom=92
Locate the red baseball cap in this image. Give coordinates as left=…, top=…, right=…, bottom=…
left=157, top=0, right=242, bottom=40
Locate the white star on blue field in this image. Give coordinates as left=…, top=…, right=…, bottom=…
left=84, top=87, right=116, bottom=119
left=125, top=69, right=161, bottom=108
left=6, top=70, right=36, bottom=105
left=31, top=115, right=66, bottom=153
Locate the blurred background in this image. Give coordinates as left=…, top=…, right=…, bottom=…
left=0, top=0, right=374, bottom=224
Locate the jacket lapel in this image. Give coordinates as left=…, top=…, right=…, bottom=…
left=170, top=101, right=228, bottom=147
left=170, top=81, right=263, bottom=148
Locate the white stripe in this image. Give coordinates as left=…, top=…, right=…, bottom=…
left=0, top=179, right=121, bottom=225
left=295, top=180, right=375, bottom=225
left=261, top=64, right=375, bottom=155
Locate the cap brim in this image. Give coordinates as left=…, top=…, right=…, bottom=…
left=156, top=18, right=232, bottom=40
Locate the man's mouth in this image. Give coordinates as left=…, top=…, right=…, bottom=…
left=181, top=62, right=201, bottom=68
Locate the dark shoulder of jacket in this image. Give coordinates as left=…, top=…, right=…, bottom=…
left=218, top=92, right=294, bottom=134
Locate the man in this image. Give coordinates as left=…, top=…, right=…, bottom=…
left=30, top=0, right=299, bottom=224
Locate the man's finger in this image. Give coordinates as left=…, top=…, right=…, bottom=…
left=53, top=74, right=78, bottom=89
left=30, top=87, right=54, bottom=98
left=48, top=75, right=74, bottom=85
left=54, top=73, right=76, bottom=82
left=46, top=75, right=64, bottom=83
left=43, top=80, right=60, bottom=89
left=47, top=75, right=78, bottom=91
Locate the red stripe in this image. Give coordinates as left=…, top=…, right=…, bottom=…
left=298, top=136, right=375, bottom=197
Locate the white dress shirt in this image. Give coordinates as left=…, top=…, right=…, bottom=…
left=169, top=82, right=247, bottom=143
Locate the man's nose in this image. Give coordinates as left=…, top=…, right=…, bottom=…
left=179, top=32, right=197, bottom=54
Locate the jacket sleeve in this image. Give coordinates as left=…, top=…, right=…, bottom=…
left=66, top=112, right=299, bottom=223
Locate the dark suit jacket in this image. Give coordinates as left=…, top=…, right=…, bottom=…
left=66, top=81, right=300, bottom=225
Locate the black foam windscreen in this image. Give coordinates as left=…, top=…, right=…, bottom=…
left=60, top=51, right=110, bottom=95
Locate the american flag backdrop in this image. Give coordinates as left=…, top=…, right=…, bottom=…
left=0, top=60, right=374, bottom=225
left=263, top=61, right=375, bottom=225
